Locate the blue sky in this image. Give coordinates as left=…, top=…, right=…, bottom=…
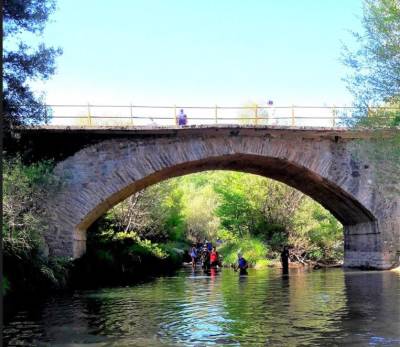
left=31, top=0, right=363, bottom=107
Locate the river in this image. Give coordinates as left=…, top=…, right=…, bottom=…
left=4, top=267, right=400, bottom=346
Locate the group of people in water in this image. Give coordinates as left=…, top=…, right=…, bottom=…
left=189, top=240, right=291, bottom=275
left=189, top=240, right=249, bottom=275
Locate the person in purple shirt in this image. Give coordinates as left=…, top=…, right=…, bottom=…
left=178, top=109, right=187, bottom=126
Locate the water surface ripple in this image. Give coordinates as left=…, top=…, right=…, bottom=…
left=4, top=268, right=400, bottom=346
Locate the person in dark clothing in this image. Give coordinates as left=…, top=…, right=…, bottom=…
left=236, top=253, right=248, bottom=275
left=201, top=246, right=210, bottom=271
left=281, top=246, right=290, bottom=274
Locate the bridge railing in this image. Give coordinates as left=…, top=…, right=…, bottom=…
left=41, top=104, right=400, bottom=128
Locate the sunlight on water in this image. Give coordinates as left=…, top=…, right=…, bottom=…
left=4, top=268, right=400, bottom=346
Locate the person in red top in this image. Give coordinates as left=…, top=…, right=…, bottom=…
left=210, top=247, right=219, bottom=268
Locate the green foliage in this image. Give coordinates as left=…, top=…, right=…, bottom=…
left=73, top=229, right=186, bottom=288
left=2, top=276, right=11, bottom=296
left=136, top=239, right=168, bottom=259
left=181, top=179, right=220, bottom=241
left=214, top=173, right=277, bottom=239
left=159, top=242, right=186, bottom=266
left=254, top=258, right=270, bottom=269
left=292, top=198, right=343, bottom=262
left=100, top=170, right=343, bottom=266
left=341, top=1, right=400, bottom=195
left=214, top=174, right=256, bottom=238
left=3, top=156, right=59, bottom=257
left=163, top=187, right=185, bottom=241
left=101, top=179, right=186, bottom=243
left=96, top=249, right=115, bottom=264
left=213, top=172, right=305, bottom=254
left=3, top=156, right=70, bottom=295
left=342, top=0, right=400, bottom=108
left=3, top=0, right=62, bottom=127
left=218, top=237, right=270, bottom=266
left=352, top=106, right=400, bottom=128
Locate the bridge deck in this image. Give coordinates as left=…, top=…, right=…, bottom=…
left=7, top=125, right=398, bottom=163
left=13, top=124, right=399, bottom=139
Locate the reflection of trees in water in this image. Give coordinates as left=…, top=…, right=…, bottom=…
left=6, top=269, right=400, bottom=346
left=220, top=269, right=348, bottom=345
left=39, top=277, right=189, bottom=343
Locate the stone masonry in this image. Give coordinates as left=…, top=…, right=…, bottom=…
left=28, top=126, right=399, bottom=270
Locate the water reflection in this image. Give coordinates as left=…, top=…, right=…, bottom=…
left=4, top=268, right=400, bottom=346
left=336, top=270, right=400, bottom=346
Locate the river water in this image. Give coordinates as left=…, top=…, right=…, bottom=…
left=4, top=267, right=400, bottom=346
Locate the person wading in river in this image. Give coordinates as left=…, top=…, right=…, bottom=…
left=236, top=253, right=248, bottom=275
left=281, top=246, right=290, bottom=274
left=201, top=245, right=211, bottom=271
left=190, top=245, right=197, bottom=268
left=210, top=247, right=219, bottom=268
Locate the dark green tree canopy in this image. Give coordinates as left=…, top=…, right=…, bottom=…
left=3, top=0, right=62, bottom=127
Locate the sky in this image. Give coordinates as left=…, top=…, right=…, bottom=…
left=26, top=0, right=364, bottom=118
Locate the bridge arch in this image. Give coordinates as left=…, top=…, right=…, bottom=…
left=43, top=130, right=399, bottom=269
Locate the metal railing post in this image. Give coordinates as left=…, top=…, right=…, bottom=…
left=254, top=104, right=258, bottom=125
left=215, top=105, right=218, bottom=124
left=332, top=105, right=336, bottom=128
left=130, top=103, right=134, bottom=125
left=174, top=105, right=177, bottom=126
left=87, top=103, right=92, bottom=126
left=291, top=105, right=295, bottom=127
left=44, top=105, right=48, bottom=125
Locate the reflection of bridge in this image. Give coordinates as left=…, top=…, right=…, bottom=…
left=11, top=125, right=400, bottom=269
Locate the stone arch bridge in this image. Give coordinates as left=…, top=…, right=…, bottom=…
left=10, top=126, right=400, bottom=269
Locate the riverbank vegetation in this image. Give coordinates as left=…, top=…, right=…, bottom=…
left=71, top=180, right=189, bottom=288
left=2, top=157, right=189, bottom=295
left=90, top=171, right=343, bottom=271
left=3, top=156, right=69, bottom=296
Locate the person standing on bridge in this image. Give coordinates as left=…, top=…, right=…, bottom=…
left=178, top=109, right=187, bottom=126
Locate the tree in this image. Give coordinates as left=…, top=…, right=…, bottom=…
left=343, top=0, right=400, bottom=110
left=99, top=179, right=186, bottom=243
left=3, top=0, right=62, bottom=128
left=342, top=2, right=400, bottom=194
left=182, top=184, right=220, bottom=242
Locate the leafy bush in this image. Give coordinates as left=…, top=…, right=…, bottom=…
left=96, top=249, right=115, bottom=264
left=3, top=156, right=70, bottom=295
left=254, top=259, right=270, bottom=269
left=218, top=236, right=269, bottom=267
left=292, top=198, right=343, bottom=262
left=2, top=276, right=10, bottom=296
